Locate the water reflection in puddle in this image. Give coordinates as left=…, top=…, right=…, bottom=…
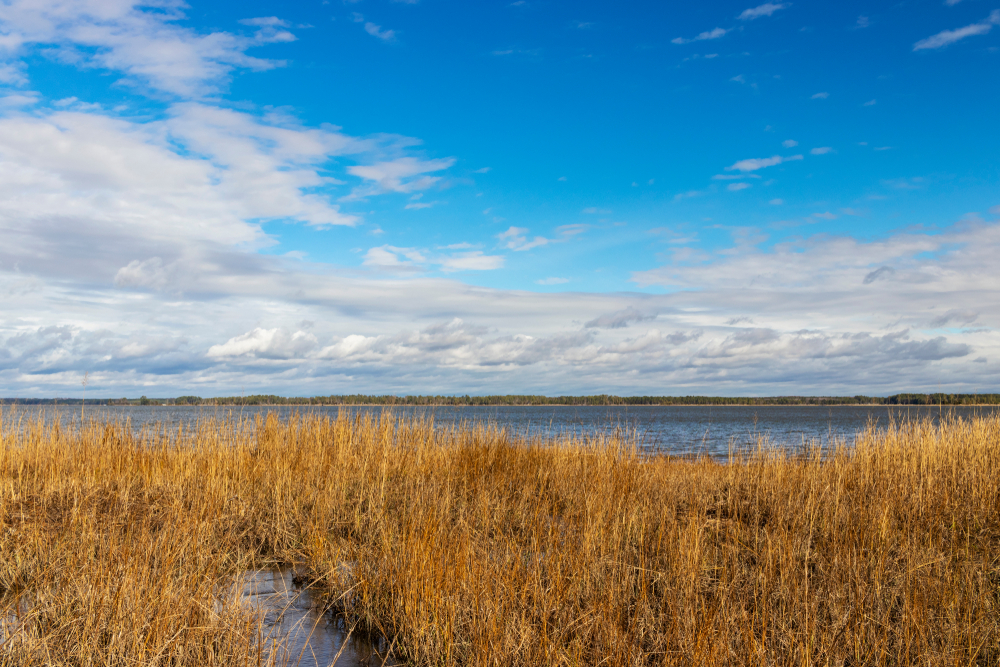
left=240, top=568, right=399, bottom=667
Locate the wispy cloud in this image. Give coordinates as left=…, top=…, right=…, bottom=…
left=725, top=154, right=803, bottom=172
left=585, top=307, right=657, bottom=329
left=782, top=139, right=798, bottom=147
left=364, top=22, right=396, bottom=41
left=0, top=1, right=296, bottom=97
left=347, top=157, right=456, bottom=196
left=737, top=3, right=790, bottom=20
left=672, top=27, right=729, bottom=45
left=363, top=245, right=503, bottom=273
left=497, top=227, right=551, bottom=251
left=497, top=224, right=585, bottom=251
left=728, top=182, right=752, bottom=191
left=914, top=10, right=1000, bottom=50
left=811, top=92, right=829, bottom=99
left=810, top=147, right=834, bottom=155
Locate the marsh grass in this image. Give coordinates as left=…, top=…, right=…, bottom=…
left=0, top=410, right=997, bottom=665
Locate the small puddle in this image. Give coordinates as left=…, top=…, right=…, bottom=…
left=240, top=568, right=400, bottom=667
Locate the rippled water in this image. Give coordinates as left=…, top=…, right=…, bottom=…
left=4, top=403, right=997, bottom=457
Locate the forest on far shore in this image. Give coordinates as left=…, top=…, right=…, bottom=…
left=4, top=393, right=1000, bottom=407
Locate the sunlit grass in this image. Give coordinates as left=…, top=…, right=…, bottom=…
left=0, top=410, right=997, bottom=665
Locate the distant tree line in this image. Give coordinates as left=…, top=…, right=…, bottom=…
left=4, top=393, right=1000, bottom=406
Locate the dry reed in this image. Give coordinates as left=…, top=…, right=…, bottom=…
left=0, top=410, right=997, bottom=665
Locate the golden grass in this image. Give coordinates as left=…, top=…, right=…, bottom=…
left=0, top=410, right=998, bottom=665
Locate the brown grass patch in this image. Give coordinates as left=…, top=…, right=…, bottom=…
left=0, top=411, right=997, bottom=665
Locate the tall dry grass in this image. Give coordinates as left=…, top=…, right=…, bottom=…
left=0, top=410, right=997, bottom=665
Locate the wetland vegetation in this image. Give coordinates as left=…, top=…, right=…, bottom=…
left=0, top=411, right=997, bottom=665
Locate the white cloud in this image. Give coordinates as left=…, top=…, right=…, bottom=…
left=208, top=328, right=318, bottom=360
left=497, top=226, right=550, bottom=251
left=672, top=27, right=728, bottom=45
left=362, top=245, right=502, bottom=273
left=0, top=0, right=295, bottom=97
left=810, top=146, right=833, bottom=155
left=536, top=277, right=569, bottom=285
left=864, top=99, right=876, bottom=106
left=439, top=251, right=504, bottom=272
left=0, top=63, right=27, bottom=85
left=3, top=213, right=998, bottom=394
left=347, top=157, right=456, bottom=196
left=914, top=10, right=1000, bottom=50
left=769, top=198, right=784, bottom=205
left=782, top=139, right=798, bottom=147
left=364, top=22, right=396, bottom=41
left=856, top=16, right=870, bottom=29
left=811, top=92, right=829, bottom=99
left=496, top=224, right=585, bottom=252
left=363, top=245, right=427, bottom=270
left=725, top=154, right=803, bottom=172
left=728, top=182, right=752, bottom=191
left=585, top=308, right=656, bottom=329
left=737, top=3, right=790, bottom=20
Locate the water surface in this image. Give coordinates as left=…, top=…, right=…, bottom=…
left=241, top=568, right=398, bottom=667
left=6, top=404, right=996, bottom=457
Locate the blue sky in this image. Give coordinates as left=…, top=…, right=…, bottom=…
left=0, top=0, right=998, bottom=396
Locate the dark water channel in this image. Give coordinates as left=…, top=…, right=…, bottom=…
left=241, top=568, right=399, bottom=667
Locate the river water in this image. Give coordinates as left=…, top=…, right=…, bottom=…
left=3, top=403, right=996, bottom=457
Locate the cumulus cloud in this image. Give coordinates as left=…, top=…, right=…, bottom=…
left=914, top=10, right=1000, bottom=50
left=738, top=3, right=789, bottom=20
left=208, top=328, right=318, bottom=360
